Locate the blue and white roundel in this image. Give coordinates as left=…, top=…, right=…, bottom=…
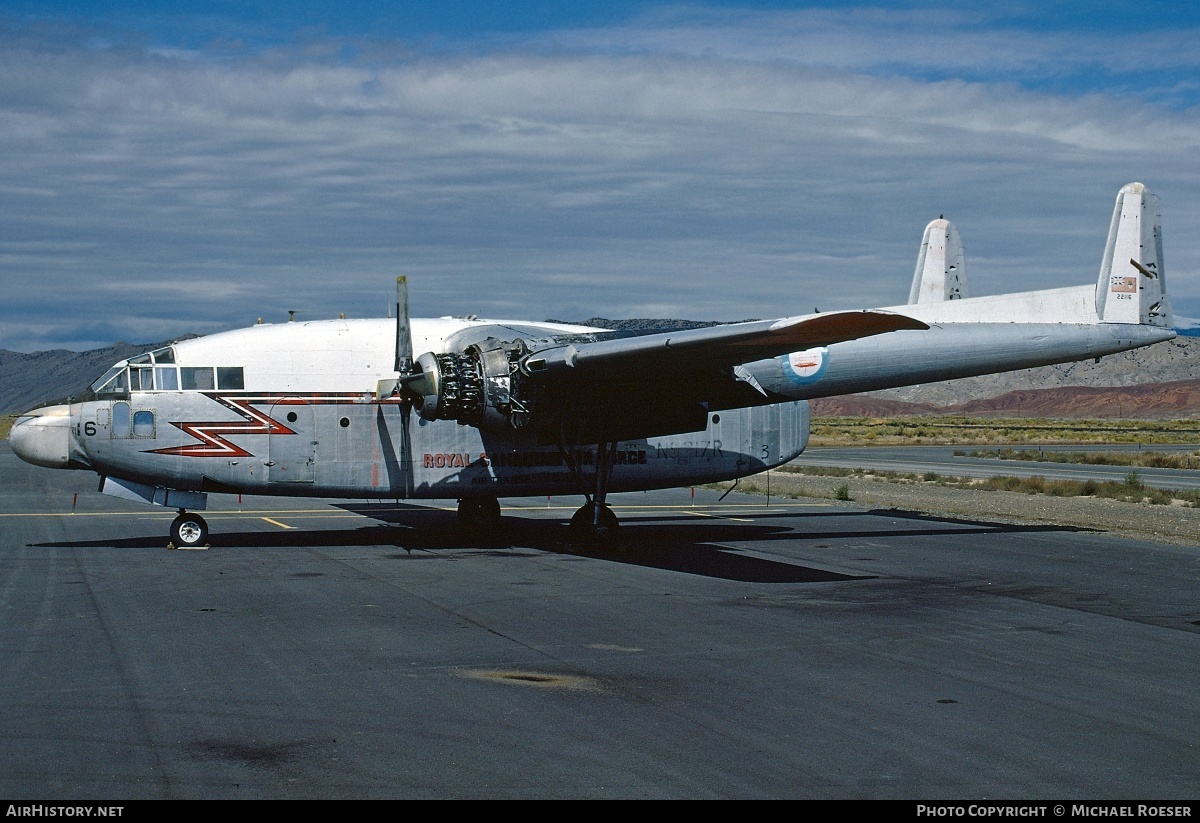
left=781, top=347, right=829, bottom=385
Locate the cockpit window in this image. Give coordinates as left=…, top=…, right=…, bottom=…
left=156, top=367, right=179, bottom=391
left=90, top=366, right=129, bottom=397
left=128, top=353, right=151, bottom=365
left=150, top=347, right=175, bottom=364
left=87, top=361, right=239, bottom=393
left=129, top=365, right=153, bottom=392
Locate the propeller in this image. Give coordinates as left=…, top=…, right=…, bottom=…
left=391, top=276, right=418, bottom=499
left=388, top=277, right=441, bottom=416
left=395, top=276, right=414, bottom=377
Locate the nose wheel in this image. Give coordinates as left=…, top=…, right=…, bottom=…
left=170, top=511, right=209, bottom=549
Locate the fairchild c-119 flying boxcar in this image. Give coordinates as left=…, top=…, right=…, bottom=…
left=10, top=184, right=1175, bottom=546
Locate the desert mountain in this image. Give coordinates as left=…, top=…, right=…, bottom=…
left=0, top=340, right=183, bottom=415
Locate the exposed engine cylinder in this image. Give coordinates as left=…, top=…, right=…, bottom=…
left=412, top=338, right=528, bottom=431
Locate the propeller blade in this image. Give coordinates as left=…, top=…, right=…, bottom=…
left=395, top=276, right=413, bottom=376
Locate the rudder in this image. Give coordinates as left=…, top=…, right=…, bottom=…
left=1096, top=183, right=1171, bottom=326
left=909, top=218, right=967, bottom=304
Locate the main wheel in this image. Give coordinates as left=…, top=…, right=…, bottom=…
left=457, top=497, right=502, bottom=530
left=570, top=503, right=619, bottom=537
left=170, top=512, right=209, bottom=548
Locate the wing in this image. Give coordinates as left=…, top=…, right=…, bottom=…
left=402, top=309, right=927, bottom=443
left=520, top=310, right=928, bottom=379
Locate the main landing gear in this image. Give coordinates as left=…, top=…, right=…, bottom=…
left=570, top=502, right=618, bottom=535
left=457, top=496, right=502, bottom=530
left=169, top=510, right=209, bottom=549
left=568, top=441, right=620, bottom=543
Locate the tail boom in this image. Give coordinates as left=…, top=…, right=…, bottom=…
left=765, top=321, right=1174, bottom=401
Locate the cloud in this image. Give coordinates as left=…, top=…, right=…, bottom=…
left=1, top=12, right=1198, bottom=352
left=557, top=6, right=1200, bottom=101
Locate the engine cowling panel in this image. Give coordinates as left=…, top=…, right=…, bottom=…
left=411, top=338, right=529, bottom=431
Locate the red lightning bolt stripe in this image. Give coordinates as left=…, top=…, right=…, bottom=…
left=148, top=393, right=367, bottom=458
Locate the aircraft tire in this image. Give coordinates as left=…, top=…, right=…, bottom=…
left=569, top=503, right=619, bottom=536
left=170, top=513, right=209, bottom=548
left=457, top=497, right=501, bottom=530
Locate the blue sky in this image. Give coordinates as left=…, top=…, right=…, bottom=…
left=2, top=1, right=1198, bottom=350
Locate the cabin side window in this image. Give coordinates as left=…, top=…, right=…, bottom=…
left=174, top=366, right=243, bottom=390
left=217, top=367, right=245, bottom=390
left=132, top=410, right=155, bottom=438
left=181, top=367, right=215, bottom=390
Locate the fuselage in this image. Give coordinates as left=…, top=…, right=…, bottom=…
left=10, top=317, right=811, bottom=502
left=11, top=301, right=1174, bottom=509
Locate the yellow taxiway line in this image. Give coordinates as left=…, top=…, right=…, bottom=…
left=260, top=517, right=295, bottom=529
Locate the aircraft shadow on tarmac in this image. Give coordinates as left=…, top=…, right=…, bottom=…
left=30, top=503, right=1084, bottom=584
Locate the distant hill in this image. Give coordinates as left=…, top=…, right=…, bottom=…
left=865, top=336, right=1199, bottom=407
left=551, top=318, right=732, bottom=331
left=813, top=379, right=1200, bottom=419
left=1174, top=315, right=1200, bottom=337
left=0, top=340, right=182, bottom=414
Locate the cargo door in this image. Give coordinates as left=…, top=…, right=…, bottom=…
left=268, top=399, right=316, bottom=483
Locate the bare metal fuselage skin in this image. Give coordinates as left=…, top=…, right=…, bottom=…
left=63, top=320, right=813, bottom=502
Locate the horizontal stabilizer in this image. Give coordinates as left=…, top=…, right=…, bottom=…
left=1096, top=183, right=1171, bottom=327
left=909, top=218, right=967, bottom=304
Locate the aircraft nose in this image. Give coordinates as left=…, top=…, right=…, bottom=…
left=9, top=404, right=74, bottom=469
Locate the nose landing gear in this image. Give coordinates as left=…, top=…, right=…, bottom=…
left=169, top=510, right=209, bottom=549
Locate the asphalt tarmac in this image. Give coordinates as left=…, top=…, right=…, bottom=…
left=2, top=442, right=1198, bottom=799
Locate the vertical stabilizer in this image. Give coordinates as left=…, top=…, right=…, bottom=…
left=1096, top=183, right=1171, bottom=326
left=908, top=218, right=967, bottom=304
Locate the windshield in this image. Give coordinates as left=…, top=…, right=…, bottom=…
left=89, top=365, right=129, bottom=397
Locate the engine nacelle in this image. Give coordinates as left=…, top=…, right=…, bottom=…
left=411, top=338, right=529, bottom=431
